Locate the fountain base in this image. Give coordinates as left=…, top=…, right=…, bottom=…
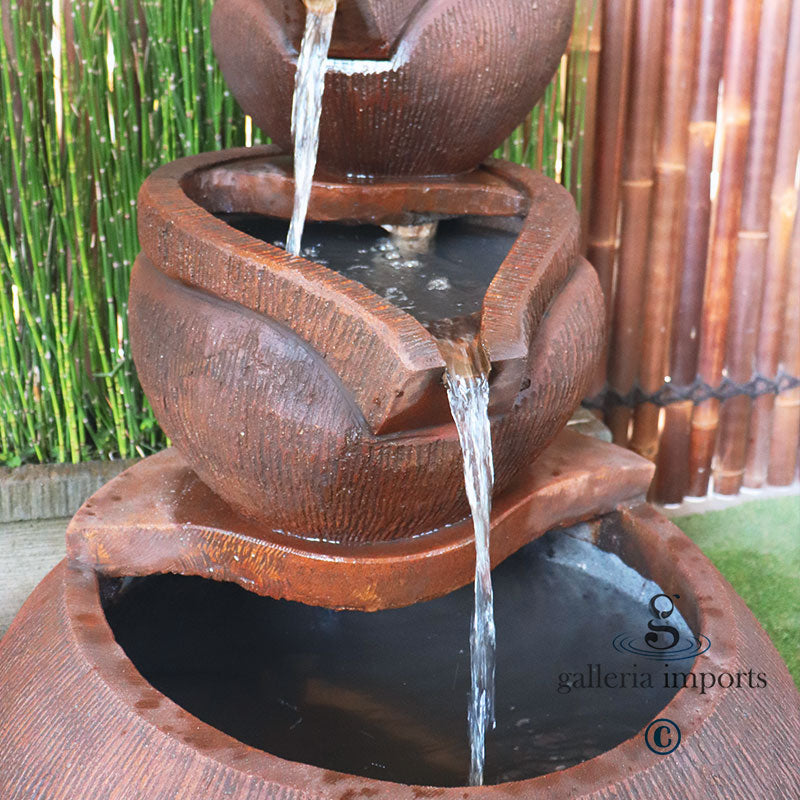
left=1, top=462, right=798, bottom=797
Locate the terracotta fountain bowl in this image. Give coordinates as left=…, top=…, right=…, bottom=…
left=2, top=502, right=798, bottom=797
left=131, top=145, right=604, bottom=543
left=211, top=0, right=575, bottom=176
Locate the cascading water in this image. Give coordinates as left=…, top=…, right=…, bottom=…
left=286, top=0, right=337, bottom=256
left=286, top=7, right=498, bottom=778
left=442, top=347, right=496, bottom=786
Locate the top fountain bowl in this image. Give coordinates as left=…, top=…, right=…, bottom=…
left=210, top=0, right=575, bottom=177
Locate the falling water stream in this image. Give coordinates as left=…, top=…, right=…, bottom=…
left=441, top=340, right=496, bottom=787
left=285, top=3, right=496, bottom=782
left=286, top=0, right=337, bottom=256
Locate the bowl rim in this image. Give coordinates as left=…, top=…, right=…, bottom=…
left=65, top=432, right=654, bottom=610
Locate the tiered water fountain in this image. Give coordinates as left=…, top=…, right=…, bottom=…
left=1, top=1, right=798, bottom=797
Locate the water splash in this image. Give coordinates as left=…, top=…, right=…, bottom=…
left=444, top=362, right=496, bottom=786
left=286, top=1, right=337, bottom=256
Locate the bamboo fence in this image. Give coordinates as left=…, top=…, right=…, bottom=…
left=655, top=0, right=728, bottom=502
left=745, top=0, right=800, bottom=488
left=586, top=0, right=800, bottom=501
left=628, top=0, right=697, bottom=462
left=713, top=0, right=792, bottom=494
left=585, top=0, right=635, bottom=394
left=1, top=0, right=798, bottom=500
left=605, top=0, right=665, bottom=447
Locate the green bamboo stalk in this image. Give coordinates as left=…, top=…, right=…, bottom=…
left=2, top=1, right=66, bottom=461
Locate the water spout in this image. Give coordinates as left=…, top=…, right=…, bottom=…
left=384, top=222, right=439, bottom=258
left=302, top=0, right=336, bottom=12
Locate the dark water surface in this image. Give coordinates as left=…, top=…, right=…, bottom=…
left=217, top=213, right=517, bottom=325
left=103, top=526, right=692, bottom=787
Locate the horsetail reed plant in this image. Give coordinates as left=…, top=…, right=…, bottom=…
left=494, top=0, right=597, bottom=193
left=570, top=0, right=601, bottom=252
left=1, top=0, right=587, bottom=467
left=563, top=0, right=600, bottom=205
left=0, top=0, right=256, bottom=466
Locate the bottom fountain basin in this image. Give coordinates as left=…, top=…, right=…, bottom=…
left=99, top=527, right=696, bottom=786
left=1, top=502, right=798, bottom=798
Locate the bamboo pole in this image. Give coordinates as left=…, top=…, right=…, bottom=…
left=585, top=0, right=634, bottom=395
left=713, top=0, right=792, bottom=495
left=653, top=0, right=727, bottom=503
left=744, top=0, right=800, bottom=488
left=767, top=212, right=800, bottom=485
left=605, top=0, right=666, bottom=445
left=629, top=0, right=698, bottom=462
left=687, top=0, right=763, bottom=496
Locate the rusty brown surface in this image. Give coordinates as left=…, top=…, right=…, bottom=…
left=128, top=257, right=601, bottom=542
left=271, top=0, right=423, bottom=60
left=132, top=149, right=601, bottom=540
left=66, top=431, right=653, bottom=610
left=210, top=0, right=575, bottom=177
left=3, top=504, right=799, bottom=798
left=137, top=148, right=583, bottom=433
left=187, top=153, right=529, bottom=225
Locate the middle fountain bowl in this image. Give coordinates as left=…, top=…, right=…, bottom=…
left=130, top=148, right=604, bottom=544
left=129, top=0, right=603, bottom=546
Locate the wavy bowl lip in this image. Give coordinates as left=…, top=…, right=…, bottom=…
left=54, top=501, right=799, bottom=797
left=136, top=145, right=580, bottom=435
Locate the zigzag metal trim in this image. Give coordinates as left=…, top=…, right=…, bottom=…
left=584, top=371, right=800, bottom=410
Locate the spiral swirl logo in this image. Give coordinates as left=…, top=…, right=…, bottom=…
left=613, top=593, right=710, bottom=662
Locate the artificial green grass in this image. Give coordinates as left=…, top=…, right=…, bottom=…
left=673, top=496, right=800, bottom=687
